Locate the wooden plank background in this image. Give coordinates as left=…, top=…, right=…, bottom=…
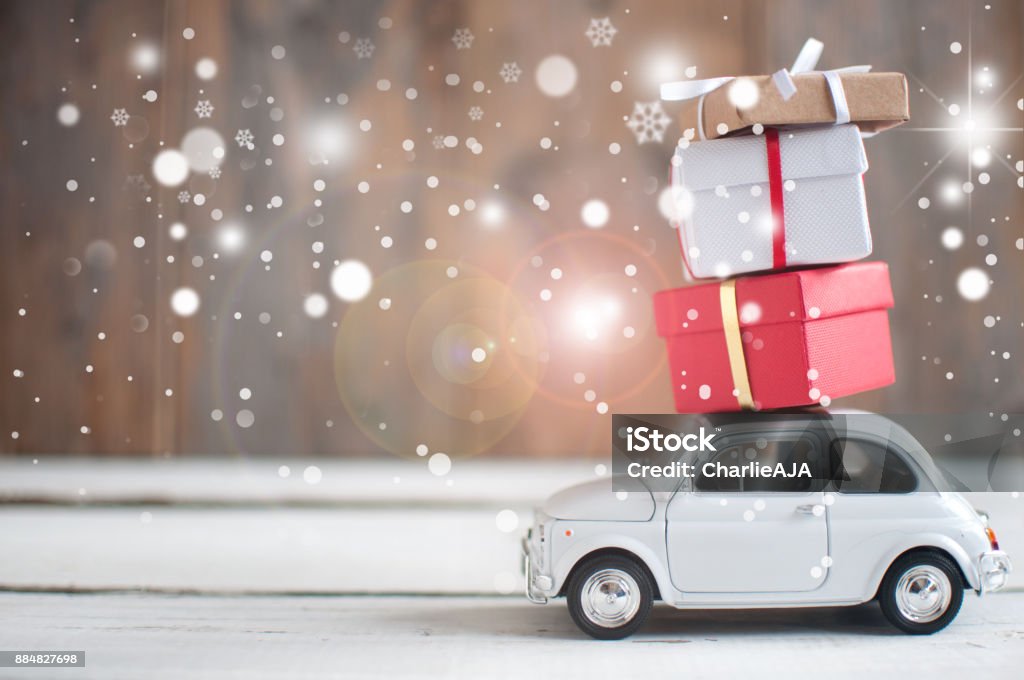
left=0, top=0, right=1021, bottom=458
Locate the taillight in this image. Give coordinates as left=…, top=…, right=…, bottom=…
left=985, top=527, right=1000, bottom=550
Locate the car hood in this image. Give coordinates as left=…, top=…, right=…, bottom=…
left=542, top=477, right=655, bottom=521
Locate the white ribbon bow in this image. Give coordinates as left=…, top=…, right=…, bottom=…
left=660, top=38, right=872, bottom=140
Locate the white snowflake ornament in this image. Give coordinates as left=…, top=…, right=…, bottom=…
left=626, top=101, right=672, bottom=144
left=468, top=106, right=483, bottom=121
left=234, top=128, right=255, bottom=149
left=110, top=108, right=129, bottom=127
left=499, top=62, right=522, bottom=84
left=177, top=190, right=191, bottom=204
left=353, top=38, right=375, bottom=59
left=194, top=100, right=214, bottom=118
left=452, top=28, right=474, bottom=50
left=585, top=17, right=617, bottom=47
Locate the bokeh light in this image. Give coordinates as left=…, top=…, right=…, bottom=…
left=330, top=260, right=373, bottom=302
left=181, top=127, right=226, bottom=172
left=580, top=199, right=610, bottom=228
left=728, top=78, right=759, bottom=109
left=217, top=223, right=246, bottom=254
left=131, top=42, right=160, bottom=74
left=957, top=267, right=990, bottom=301
left=170, top=287, right=200, bottom=317
left=195, top=57, right=218, bottom=80
left=941, top=227, right=964, bottom=250
left=303, top=293, right=329, bottom=318
left=57, top=103, right=80, bottom=126
left=535, top=55, right=578, bottom=97
left=304, top=115, right=355, bottom=165
left=152, top=149, right=189, bottom=187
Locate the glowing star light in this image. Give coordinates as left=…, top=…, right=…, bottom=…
left=895, top=15, right=1022, bottom=215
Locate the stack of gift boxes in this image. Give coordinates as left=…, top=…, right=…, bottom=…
left=653, top=45, right=909, bottom=412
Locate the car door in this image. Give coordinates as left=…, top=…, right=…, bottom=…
left=665, top=431, right=829, bottom=593
left=821, top=436, right=930, bottom=600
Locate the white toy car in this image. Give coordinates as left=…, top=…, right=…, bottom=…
left=523, top=413, right=1012, bottom=639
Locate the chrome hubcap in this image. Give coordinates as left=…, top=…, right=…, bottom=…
left=580, top=568, right=640, bottom=628
left=895, top=565, right=951, bottom=623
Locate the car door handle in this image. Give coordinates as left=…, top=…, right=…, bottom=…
left=795, top=504, right=821, bottom=515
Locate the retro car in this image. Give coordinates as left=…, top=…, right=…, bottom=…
left=522, top=412, right=1012, bottom=639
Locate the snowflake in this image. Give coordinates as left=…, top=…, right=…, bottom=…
left=585, top=17, right=617, bottom=47
left=353, top=38, right=375, bottom=59
left=110, top=108, right=129, bottom=126
left=208, top=166, right=221, bottom=179
left=177, top=190, right=191, bottom=204
left=235, top=128, right=254, bottom=149
left=625, top=101, right=672, bottom=144
left=499, top=62, right=522, bottom=84
left=432, top=135, right=446, bottom=150
left=468, top=106, right=484, bottom=121
left=194, top=100, right=214, bottom=118
left=452, top=28, right=474, bottom=50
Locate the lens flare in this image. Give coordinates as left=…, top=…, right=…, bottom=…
left=570, top=296, right=620, bottom=341
left=334, top=261, right=544, bottom=459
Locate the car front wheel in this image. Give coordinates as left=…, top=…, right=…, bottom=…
left=879, top=552, right=964, bottom=634
left=567, top=555, right=653, bottom=640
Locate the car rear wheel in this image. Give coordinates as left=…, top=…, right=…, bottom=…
left=567, top=555, right=653, bottom=640
left=879, top=552, right=963, bottom=634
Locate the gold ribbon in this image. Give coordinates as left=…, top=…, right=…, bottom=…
left=719, top=280, right=755, bottom=409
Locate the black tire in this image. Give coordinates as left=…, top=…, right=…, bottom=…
left=878, top=552, right=964, bottom=635
left=567, top=555, right=654, bottom=640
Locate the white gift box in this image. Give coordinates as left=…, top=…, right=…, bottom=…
left=670, top=123, right=871, bottom=279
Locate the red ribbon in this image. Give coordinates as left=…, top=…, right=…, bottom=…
left=765, top=128, right=787, bottom=269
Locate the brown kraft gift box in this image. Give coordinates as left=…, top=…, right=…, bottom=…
left=677, top=72, right=909, bottom=140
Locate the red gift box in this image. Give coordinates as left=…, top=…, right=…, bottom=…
left=653, top=262, right=895, bottom=412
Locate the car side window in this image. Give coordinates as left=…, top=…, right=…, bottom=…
left=695, top=436, right=821, bottom=493
left=695, top=446, right=743, bottom=492
left=830, top=438, right=918, bottom=493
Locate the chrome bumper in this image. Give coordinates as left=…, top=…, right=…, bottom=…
left=978, top=550, right=1012, bottom=593
left=521, top=535, right=552, bottom=604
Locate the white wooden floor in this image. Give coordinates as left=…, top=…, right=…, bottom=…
left=0, top=591, right=1022, bottom=679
